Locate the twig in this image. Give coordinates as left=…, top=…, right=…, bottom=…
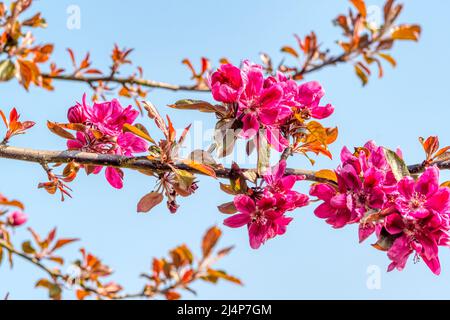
left=41, top=74, right=208, bottom=92
left=0, top=238, right=208, bottom=300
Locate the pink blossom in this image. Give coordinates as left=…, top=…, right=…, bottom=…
left=296, top=81, right=334, bottom=119
left=66, top=95, right=148, bottom=189
left=224, top=194, right=292, bottom=249
left=311, top=140, right=450, bottom=275
left=395, top=166, right=449, bottom=219
left=383, top=166, right=450, bottom=275
left=8, top=211, right=28, bottom=227
left=238, top=61, right=284, bottom=139
left=209, top=62, right=334, bottom=153
left=224, top=160, right=308, bottom=249
left=263, top=160, right=309, bottom=211
left=210, top=63, right=243, bottom=103
left=310, top=141, right=390, bottom=228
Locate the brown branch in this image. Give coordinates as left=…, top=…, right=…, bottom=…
left=0, top=239, right=182, bottom=300
left=41, top=52, right=351, bottom=93
left=0, top=239, right=106, bottom=298
left=0, top=239, right=59, bottom=278
left=297, top=54, right=347, bottom=77
left=0, top=234, right=220, bottom=300
left=41, top=74, right=209, bottom=92
left=0, top=145, right=448, bottom=184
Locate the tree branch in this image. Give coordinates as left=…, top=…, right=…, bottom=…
left=41, top=74, right=209, bottom=92
left=41, top=52, right=350, bottom=93
left=0, top=239, right=194, bottom=300
left=0, top=145, right=448, bottom=184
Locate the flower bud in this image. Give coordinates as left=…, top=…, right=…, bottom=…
left=68, top=103, right=87, bottom=123
left=167, top=200, right=179, bottom=214
left=8, top=211, right=28, bottom=227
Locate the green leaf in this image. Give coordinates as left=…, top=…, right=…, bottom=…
left=383, top=148, right=410, bottom=181
left=0, top=60, right=16, bottom=82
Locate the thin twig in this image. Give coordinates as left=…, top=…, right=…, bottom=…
left=41, top=74, right=208, bottom=92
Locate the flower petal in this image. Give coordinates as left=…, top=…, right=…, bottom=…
left=105, top=167, right=124, bottom=189
left=310, top=104, right=334, bottom=119
left=223, top=213, right=251, bottom=228
left=415, top=166, right=439, bottom=197
left=233, top=195, right=256, bottom=215
left=240, top=114, right=259, bottom=139
left=314, top=202, right=335, bottom=219
left=309, top=183, right=336, bottom=201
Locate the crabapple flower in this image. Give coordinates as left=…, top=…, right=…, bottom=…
left=296, top=81, right=334, bottom=120
left=8, top=211, right=28, bottom=227
left=237, top=62, right=287, bottom=140
left=310, top=141, right=393, bottom=228
left=224, top=195, right=292, bottom=249
left=224, top=160, right=309, bottom=249
left=209, top=61, right=334, bottom=152
left=210, top=63, right=243, bottom=103
left=310, top=140, right=450, bottom=275
left=263, top=159, right=309, bottom=212
left=66, top=95, right=148, bottom=189
left=384, top=166, right=450, bottom=275
left=395, top=166, right=449, bottom=220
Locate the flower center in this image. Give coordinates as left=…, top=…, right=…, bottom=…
left=353, top=191, right=368, bottom=207
left=251, top=210, right=267, bottom=225
left=409, top=192, right=426, bottom=211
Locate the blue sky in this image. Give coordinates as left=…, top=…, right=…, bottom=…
left=1, top=0, right=450, bottom=299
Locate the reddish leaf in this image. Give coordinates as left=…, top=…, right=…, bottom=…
left=350, top=0, right=367, bottom=17
left=76, top=290, right=91, bottom=300
left=47, top=121, right=76, bottom=140
left=281, top=46, right=299, bottom=58
left=51, top=238, right=79, bottom=252
left=202, top=226, right=222, bottom=257
left=217, top=202, right=237, bottom=214
left=165, top=291, right=181, bottom=300
left=391, top=24, right=421, bottom=41
left=137, top=192, right=163, bottom=213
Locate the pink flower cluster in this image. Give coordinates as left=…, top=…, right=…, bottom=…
left=67, top=95, right=148, bottom=189
left=210, top=61, right=334, bottom=151
left=310, top=141, right=450, bottom=274
left=224, top=160, right=309, bottom=249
